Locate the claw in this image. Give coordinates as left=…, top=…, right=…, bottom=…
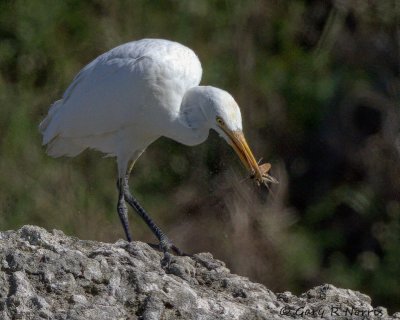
left=158, top=237, right=185, bottom=268
left=171, top=244, right=183, bottom=256
left=161, top=251, right=173, bottom=268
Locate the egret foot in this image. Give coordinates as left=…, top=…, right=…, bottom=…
left=147, top=237, right=184, bottom=267
left=159, top=238, right=184, bottom=268
left=159, top=236, right=183, bottom=255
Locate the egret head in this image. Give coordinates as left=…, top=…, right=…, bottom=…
left=182, top=86, right=264, bottom=183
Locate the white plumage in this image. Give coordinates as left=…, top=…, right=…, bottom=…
left=40, top=39, right=203, bottom=175
left=40, top=38, right=267, bottom=255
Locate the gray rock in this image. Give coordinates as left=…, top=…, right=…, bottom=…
left=0, top=225, right=396, bottom=319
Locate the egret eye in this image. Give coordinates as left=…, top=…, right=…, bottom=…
left=216, top=117, right=224, bottom=126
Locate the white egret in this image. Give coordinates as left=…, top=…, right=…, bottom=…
left=40, top=38, right=274, bottom=258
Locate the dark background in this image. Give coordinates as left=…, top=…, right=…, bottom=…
left=1, top=0, right=399, bottom=312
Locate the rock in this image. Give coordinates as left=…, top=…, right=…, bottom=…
left=0, top=225, right=397, bottom=319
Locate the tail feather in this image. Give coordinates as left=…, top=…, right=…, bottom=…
left=40, top=99, right=118, bottom=158
left=46, top=136, right=85, bottom=158
left=39, top=99, right=63, bottom=144
left=40, top=99, right=86, bottom=157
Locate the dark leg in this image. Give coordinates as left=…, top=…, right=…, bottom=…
left=117, top=178, right=133, bottom=242
left=120, top=175, right=182, bottom=256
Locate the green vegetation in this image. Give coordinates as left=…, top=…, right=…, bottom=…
left=1, top=0, right=399, bottom=311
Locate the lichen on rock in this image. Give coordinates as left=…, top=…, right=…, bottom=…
left=0, top=225, right=397, bottom=319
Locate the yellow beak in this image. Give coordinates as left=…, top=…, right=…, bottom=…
left=222, top=129, right=264, bottom=184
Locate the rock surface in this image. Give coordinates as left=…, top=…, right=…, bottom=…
left=0, top=225, right=397, bottom=319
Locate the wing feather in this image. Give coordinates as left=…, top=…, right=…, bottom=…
left=40, top=39, right=202, bottom=157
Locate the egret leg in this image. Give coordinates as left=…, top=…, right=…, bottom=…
left=120, top=175, right=182, bottom=257
left=117, top=179, right=133, bottom=242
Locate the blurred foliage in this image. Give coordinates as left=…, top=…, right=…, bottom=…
left=0, top=0, right=399, bottom=312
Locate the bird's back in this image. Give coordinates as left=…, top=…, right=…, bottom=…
left=40, top=39, right=202, bottom=158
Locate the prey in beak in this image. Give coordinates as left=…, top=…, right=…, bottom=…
left=218, top=123, right=278, bottom=186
